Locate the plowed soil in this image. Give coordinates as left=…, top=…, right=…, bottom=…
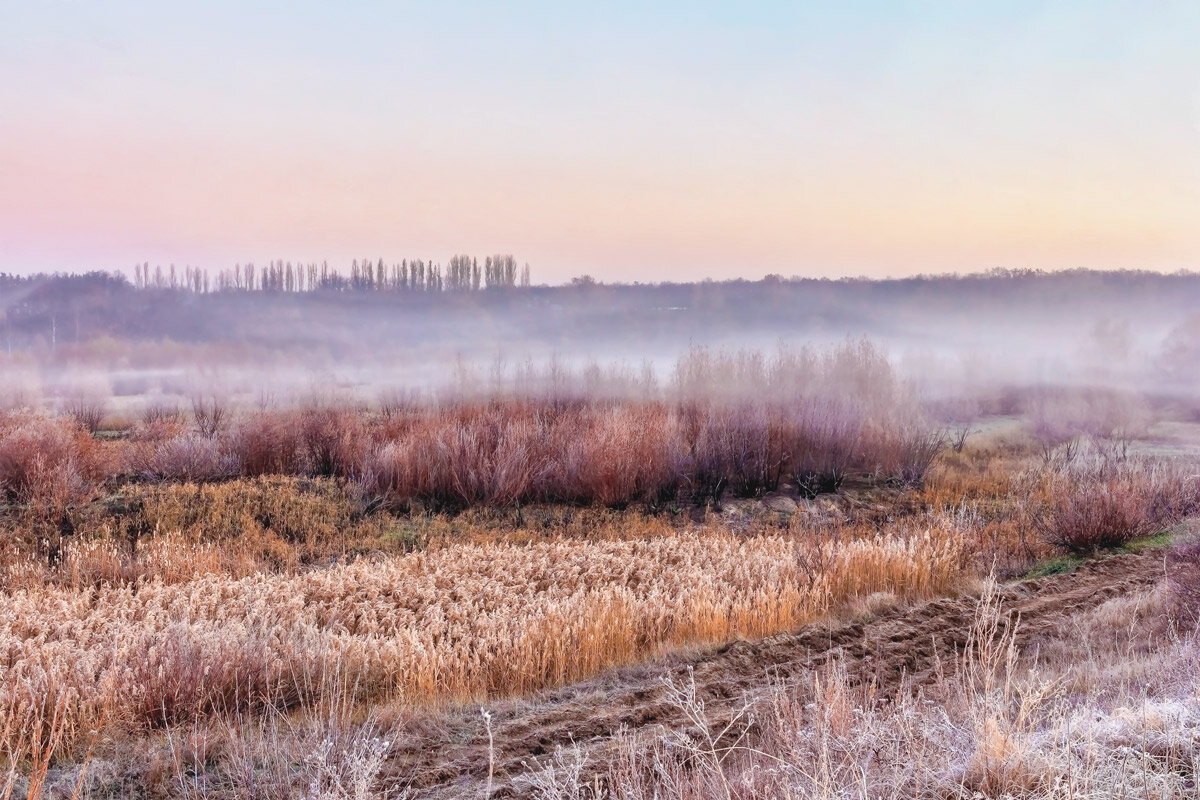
left=384, top=549, right=1165, bottom=798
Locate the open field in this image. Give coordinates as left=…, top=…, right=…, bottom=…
left=7, top=508, right=1196, bottom=799
left=9, top=1, right=1200, bottom=794
left=1, top=343, right=1199, bottom=798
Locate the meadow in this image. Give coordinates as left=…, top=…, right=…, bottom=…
left=0, top=344, right=1197, bottom=798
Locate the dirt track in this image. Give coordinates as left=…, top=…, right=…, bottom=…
left=386, top=549, right=1165, bottom=798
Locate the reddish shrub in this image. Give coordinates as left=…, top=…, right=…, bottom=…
left=62, top=395, right=107, bottom=434
left=545, top=404, right=677, bottom=507
left=1040, top=460, right=1192, bottom=553
left=141, top=401, right=183, bottom=426
left=0, top=413, right=107, bottom=511
left=783, top=401, right=862, bottom=498
left=675, top=401, right=727, bottom=506
left=228, top=412, right=308, bottom=476
left=124, top=624, right=277, bottom=726
left=361, top=406, right=546, bottom=510
left=871, top=427, right=947, bottom=488
left=299, top=405, right=369, bottom=477
left=677, top=402, right=785, bottom=503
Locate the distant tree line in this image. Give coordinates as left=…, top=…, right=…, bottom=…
left=129, top=255, right=532, bottom=294
left=2, top=265, right=1200, bottom=363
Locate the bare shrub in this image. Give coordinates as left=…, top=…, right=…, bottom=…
left=1027, top=388, right=1087, bottom=467
left=669, top=343, right=921, bottom=498
left=547, top=404, right=678, bottom=507
left=299, top=405, right=369, bottom=478
left=950, top=424, right=973, bottom=453
left=440, top=410, right=542, bottom=507
left=785, top=400, right=862, bottom=498
left=680, top=401, right=799, bottom=503
left=140, top=400, right=183, bottom=426
left=359, top=382, right=944, bottom=509
left=62, top=394, right=107, bottom=434
left=229, top=411, right=308, bottom=476
left=0, top=344, right=963, bottom=512
left=1026, top=386, right=1152, bottom=467
left=378, top=387, right=421, bottom=420
left=139, top=433, right=237, bottom=482
left=0, top=413, right=106, bottom=512
left=677, top=402, right=728, bottom=507
left=358, top=440, right=424, bottom=512
left=1040, top=459, right=1195, bottom=553
left=127, top=623, right=280, bottom=726
left=191, top=394, right=228, bottom=439
left=873, top=426, right=948, bottom=488
left=363, top=405, right=544, bottom=510
left=707, top=403, right=774, bottom=499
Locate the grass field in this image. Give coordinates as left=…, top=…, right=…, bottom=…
left=1, top=351, right=1198, bottom=797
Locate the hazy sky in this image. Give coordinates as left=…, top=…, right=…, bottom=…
left=2, top=1, right=1198, bottom=283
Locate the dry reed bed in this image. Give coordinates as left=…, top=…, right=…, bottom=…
left=0, top=524, right=964, bottom=756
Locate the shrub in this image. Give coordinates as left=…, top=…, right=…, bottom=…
left=709, top=403, right=774, bottom=499
left=872, top=427, right=948, bottom=488
left=1040, top=460, right=1193, bottom=553
left=138, top=433, right=237, bottom=482
left=358, top=440, right=422, bottom=512
left=62, top=394, right=107, bottom=434
left=0, top=345, right=965, bottom=511
left=676, top=402, right=728, bottom=506
left=191, top=393, right=228, bottom=438
left=547, top=404, right=677, bottom=507
left=299, top=405, right=369, bottom=477
left=0, top=413, right=106, bottom=512
left=785, top=400, right=862, bottom=498
left=435, top=410, right=542, bottom=507
left=140, top=400, right=183, bottom=426
left=228, top=411, right=308, bottom=476
left=360, top=408, right=538, bottom=510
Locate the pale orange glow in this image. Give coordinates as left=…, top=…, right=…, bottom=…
left=5, top=119, right=1195, bottom=282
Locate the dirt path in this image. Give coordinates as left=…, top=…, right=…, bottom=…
left=386, top=549, right=1165, bottom=798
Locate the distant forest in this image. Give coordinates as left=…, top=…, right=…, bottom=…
left=3, top=264, right=1200, bottom=374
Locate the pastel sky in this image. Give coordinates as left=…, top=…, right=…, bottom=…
left=2, top=1, right=1198, bottom=283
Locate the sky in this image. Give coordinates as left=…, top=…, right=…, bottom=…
left=1, top=1, right=1198, bottom=284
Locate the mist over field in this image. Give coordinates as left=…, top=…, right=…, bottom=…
left=5, top=267, right=1200, bottom=415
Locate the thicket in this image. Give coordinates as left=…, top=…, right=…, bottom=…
left=0, top=344, right=950, bottom=516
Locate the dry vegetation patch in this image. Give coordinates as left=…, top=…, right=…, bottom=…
left=3, top=347, right=1200, bottom=796
left=0, top=520, right=965, bottom=765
